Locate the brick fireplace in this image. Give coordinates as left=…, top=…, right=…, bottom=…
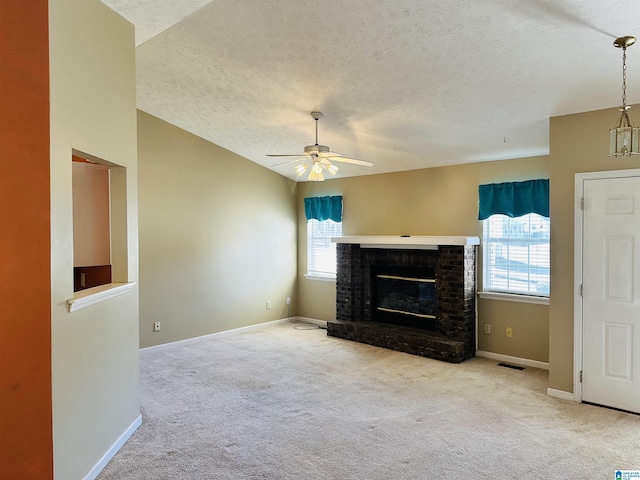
left=327, top=236, right=478, bottom=363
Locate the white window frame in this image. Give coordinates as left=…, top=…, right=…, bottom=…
left=306, top=219, right=341, bottom=281
left=481, top=213, right=550, bottom=303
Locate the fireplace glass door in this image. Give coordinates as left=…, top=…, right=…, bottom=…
left=375, top=273, right=437, bottom=329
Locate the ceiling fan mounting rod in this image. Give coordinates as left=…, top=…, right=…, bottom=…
left=311, top=111, right=323, bottom=145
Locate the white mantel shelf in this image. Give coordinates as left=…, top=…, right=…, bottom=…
left=332, top=236, right=480, bottom=250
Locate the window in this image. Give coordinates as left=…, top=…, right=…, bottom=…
left=483, top=213, right=550, bottom=296
left=304, top=195, right=343, bottom=280
left=307, top=219, right=342, bottom=278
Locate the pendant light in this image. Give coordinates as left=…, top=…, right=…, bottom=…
left=609, top=36, right=639, bottom=157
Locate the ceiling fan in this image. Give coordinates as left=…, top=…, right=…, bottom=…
left=268, top=111, right=373, bottom=181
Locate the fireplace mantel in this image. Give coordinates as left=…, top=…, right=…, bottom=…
left=332, top=236, right=480, bottom=250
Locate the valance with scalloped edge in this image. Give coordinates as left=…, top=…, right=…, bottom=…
left=478, top=179, right=549, bottom=220
left=304, top=195, right=343, bottom=222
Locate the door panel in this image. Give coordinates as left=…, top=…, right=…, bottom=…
left=603, top=322, right=632, bottom=380
left=582, top=176, right=640, bottom=413
left=604, top=236, right=633, bottom=302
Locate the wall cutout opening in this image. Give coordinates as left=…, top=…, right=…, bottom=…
left=72, top=151, right=128, bottom=293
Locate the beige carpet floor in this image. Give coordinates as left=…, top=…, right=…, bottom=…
left=98, top=322, right=640, bottom=479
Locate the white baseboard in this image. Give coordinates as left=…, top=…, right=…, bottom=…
left=83, top=414, right=142, bottom=480
left=547, top=388, right=578, bottom=402
left=292, top=316, right=328, bottom=328
left=475, top=350, right=549, bottom=370
left=140, top=318, right=292, bottom=352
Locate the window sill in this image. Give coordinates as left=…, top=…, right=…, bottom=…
left=304, top=274, right=336, bottom=282
left=477, top=291, right=549, bottom=305
left=67, top=282, right=136, bottom=312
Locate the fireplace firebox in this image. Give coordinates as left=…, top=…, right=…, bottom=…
left=328, top=236, right=479, bottom=363
left=374, top=267, right=437, bottom=330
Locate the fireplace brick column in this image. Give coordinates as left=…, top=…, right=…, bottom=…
left=437, top=245, right=476, bottom=357
left=336, top=244, right=362, bottom=322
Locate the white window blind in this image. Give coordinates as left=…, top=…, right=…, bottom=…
left=307, top=219, right=342, bottom=278
left=483, top=213, right=550, bottom=296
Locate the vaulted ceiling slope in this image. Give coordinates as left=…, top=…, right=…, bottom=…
left=102, top=0, right=640, bottom=180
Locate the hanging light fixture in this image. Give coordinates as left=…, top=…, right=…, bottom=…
left=610, top=36, right=639, bottom=157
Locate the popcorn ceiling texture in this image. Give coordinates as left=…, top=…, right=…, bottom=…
left=102, top=0, right=640, bottom=181
left=101, top=0, right=212, bottom=45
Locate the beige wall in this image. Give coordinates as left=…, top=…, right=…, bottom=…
left=548, top=105, right=639, bottom=393
left=137, top=111, right=298, bottom=348
left=296, top=156, right=550, bottom=362
left=49, top=1, right=140, bottom=478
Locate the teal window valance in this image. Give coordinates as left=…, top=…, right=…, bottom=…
left=304, top=196, right=343, bottom=222
left=478, top=179, right=549, bottom=220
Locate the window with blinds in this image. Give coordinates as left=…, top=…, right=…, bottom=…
left=483, top=213, right=550, bottom=296
left=307, top=219, right=342, bottom=278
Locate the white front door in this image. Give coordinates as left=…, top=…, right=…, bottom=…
left=582, top=175, right=640, bottom=413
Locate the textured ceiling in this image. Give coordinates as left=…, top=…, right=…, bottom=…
left=102, top=0, right=640, bottom=181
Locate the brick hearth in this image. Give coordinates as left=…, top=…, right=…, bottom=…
left=328, top=237, right=477, bottom=363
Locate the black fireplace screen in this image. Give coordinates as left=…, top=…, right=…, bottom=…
left=376, top=275, right=436, bottom=318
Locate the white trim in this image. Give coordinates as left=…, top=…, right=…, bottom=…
left=293, top=316, right=329, bottom=328
left=361, top=244, right=438, bottom=250
left=574, top=173, right=586, bottom=405
left=574, top=167, right=640, bottom=181
left=332, top=235, right=480, bottom=247
left=546, top=388, right=578, bottom=402
left=82, top=414, right=142, bottom=480
left=67, top=282, right=136, bottom=312
left=478, top=291, right=549, bottom=305
left=475, top=350, right=549, bottom=370
left=573, top=168, right=640, bottom=405
left=304, top=274, right=336, bottom=282
left=140, top=318, right=291, bottom=352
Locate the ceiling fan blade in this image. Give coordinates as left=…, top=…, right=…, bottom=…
left=270, top=157, right=307, bottom=168
left=318, top=151, right=343, bottom=158
left=328, top=156, right=374, bottom=167
left=266, top=154, right=306, bottom=157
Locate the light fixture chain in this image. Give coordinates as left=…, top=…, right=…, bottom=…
left=622, top=45, right=627, bottom=108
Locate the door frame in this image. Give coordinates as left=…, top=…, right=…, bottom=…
left=574, top=168, right=640, bottom=403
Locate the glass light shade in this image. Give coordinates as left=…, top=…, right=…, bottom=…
left=308, top=170, right=324, bottom=181
left=294, top=164, right=308, bottom=176
left=610, top=109, right=640, bottom=157
left=609, top=126, right=640, bottom=156
left=326, top=163, right=339, bottom=175
left=312, top=162, right=323, bottom=174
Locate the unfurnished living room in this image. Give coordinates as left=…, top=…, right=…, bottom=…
left=2, top=1, right=640, bottom=479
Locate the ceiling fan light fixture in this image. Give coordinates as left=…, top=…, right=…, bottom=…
left=326, top=162, right=339, bottom=176
left=294, top=163, right=308, bottom=176
left=308, top=169, right=324, bottom=182
left=610, top=36, right=640, bottom=157
left=312, top=162, right=323, bottom=174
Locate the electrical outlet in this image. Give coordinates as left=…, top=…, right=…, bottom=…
left=80, top=272, right=86, bottom=287
left=266, top=301, right=272, bottom=310
left=286, top=297, right=291, bottom=305
left=154, top=322, right=161, bottom=332
left=484, top=324, right=491, bottom=335
left=506, top=327, right=513, bottom=338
